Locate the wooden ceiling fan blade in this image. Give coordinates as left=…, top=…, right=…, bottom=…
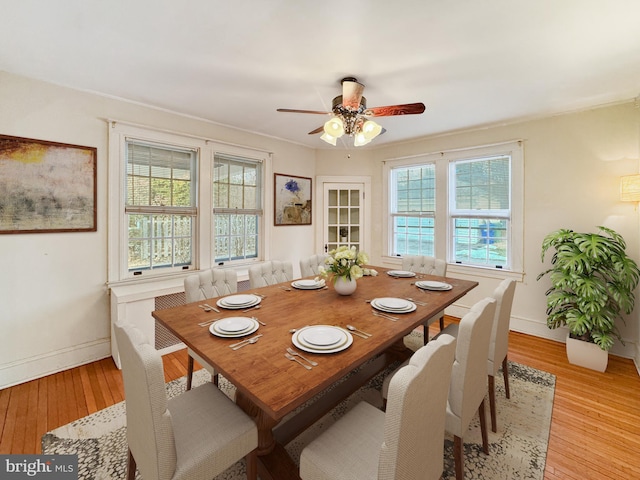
left=341, top=77, right=365, bottom=110
left=277, top=108, right=331, bottom=115
left=308, top=125, right=324, bottom=135
left=365, top=102, right=426, bottom=116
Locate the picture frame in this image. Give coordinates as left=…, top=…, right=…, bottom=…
left=274, top=173, right=312, bottom=226
left=0, top=134, right=97, bottom=234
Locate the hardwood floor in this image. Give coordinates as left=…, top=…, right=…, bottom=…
left=1, top=319, right=639, bottom=479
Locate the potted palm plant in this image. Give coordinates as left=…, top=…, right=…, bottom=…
left=537, top=226, right=640, bottom=372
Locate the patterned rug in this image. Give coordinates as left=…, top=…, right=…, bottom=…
left=42, top=332, right=555, bottom=480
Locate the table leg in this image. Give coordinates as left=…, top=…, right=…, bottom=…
left=235, top=391, right=279, bottom=455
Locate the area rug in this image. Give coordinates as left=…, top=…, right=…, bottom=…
left=42, top=332, right=555, bottom=480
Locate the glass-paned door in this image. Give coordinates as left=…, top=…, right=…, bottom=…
left=324, top=183, right=365, bottom=254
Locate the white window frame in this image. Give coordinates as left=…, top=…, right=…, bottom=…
left=107, top=121, right=271, bottom=285
left=382, top=140, right=523, bottom=277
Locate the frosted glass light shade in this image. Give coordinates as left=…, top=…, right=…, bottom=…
left=323, top=117, right=345, bottom=138
left=320, top=132, right=337, bottom=146
left=620, top=175, right=640, bottom=201
left=361, top=120, right=382, bottom=140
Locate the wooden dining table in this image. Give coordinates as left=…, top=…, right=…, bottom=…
left=152, top=266, right=477, bottom=480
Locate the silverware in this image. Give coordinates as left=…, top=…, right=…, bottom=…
left=203, top=303, right=220, bottom=313
left=253, top=316, right=266, bottom=326
left=286, top=347, right=318, bottom=366
left=198, top=318, right=220, bottom=327
left=242, top=305, right=261, bottom=313
left=285, top=353, right=312, bottom=369
left=406, top=297, right=427, bottom=306
left=229, top=334, right=262, bottom=349
left=346, top=324, right=372, bottom=337
left=371, top=310, right=399, bottom=321
left=198, top=304, right=213, bottom=312
left=279, top=286, right=292, bottom=291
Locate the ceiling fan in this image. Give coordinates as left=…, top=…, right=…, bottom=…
left=277, top=77, right=426, bottom=147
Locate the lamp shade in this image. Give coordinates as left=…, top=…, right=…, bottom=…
left=620, top=174, right=640, bottom=201
left=323, top=116, right=345, bottom=138
left=361, top=120, right=382, bottom=140
left=320, top=132, right=337, bottom=146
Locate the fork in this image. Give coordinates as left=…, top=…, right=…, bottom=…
left=371, top=310, right=399, bottom=321
left=198, top=318, right=220, bottom=327
left=285, top=353, right=312, bottom=369
left=286, top=347, right=318, bottom=366
left=203, top=303, right=220, bottom=313
left=229, top=334, right=262, bottom=349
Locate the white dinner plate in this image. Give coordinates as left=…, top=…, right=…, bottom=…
left=300, top=326, right=344, bottom=346
left=210, top=318, right=259, bottom=338
left=291, top=279, right=326, bottom=290
left=215, top=316, right=253, bottom=333
left=217, top=294, right=261, bottom=309
left=292, top=326, right=353, bottom=353
left=371, top=298, right=417, bottom=314
left=415, top=280, right=453, bottom=291
left=386, top=270, right=417, bottom=278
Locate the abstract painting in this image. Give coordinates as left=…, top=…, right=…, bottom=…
left=0, top=134, right=97, bottom=233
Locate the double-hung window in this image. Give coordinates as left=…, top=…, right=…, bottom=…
left=108, top=122, right=271, bottom=284
left=390, top=164, right=436, bottom=256
left=125, top=140, right=197, bottom=274
left=384, top=141, right=523, bottom=274
left=213, top=153, right=262, bottom=264
left=449, top=155, right=511, bottom=268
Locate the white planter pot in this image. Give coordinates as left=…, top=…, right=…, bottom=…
left=565, top=333, right=608, bottom=372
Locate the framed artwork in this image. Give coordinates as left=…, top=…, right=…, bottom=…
left=0, top=134, right=97, bottom=234
left=274, top=173, right=312, bottom=226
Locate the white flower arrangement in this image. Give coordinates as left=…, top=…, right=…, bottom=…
left=319, top=245, right=369, bottom=281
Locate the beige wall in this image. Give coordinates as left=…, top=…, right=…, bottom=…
left=1, top=69, right=639, bottom=387
left=0, top=71, right=317, bottom=388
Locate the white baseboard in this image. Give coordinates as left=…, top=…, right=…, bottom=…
left=446, top=303, right=639, bottom=369
left=0, top=339, right=112, bottom=389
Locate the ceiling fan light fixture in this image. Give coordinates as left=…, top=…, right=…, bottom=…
left=323, top=116, right=345, bottom=138
left=320, top=132, right=338, bottom=146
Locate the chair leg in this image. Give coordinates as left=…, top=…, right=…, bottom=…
left=213, top=373, right=219, bottom=386
left=245, top=449, right=257, bottom=480
left=423, top=322, right=429, bottom=345
left=478, top=399, right=489, bottom=455
left=126, top=448, right=136, bottom=480
left=439, top=315, right=445, bottom=331
left=186, top=355, right=194, bottom=391
left=502, top=356, right=510, bottom=399
left=453, top=435, right=464, bottom=480
left=488, top=374, right=497, bottom=433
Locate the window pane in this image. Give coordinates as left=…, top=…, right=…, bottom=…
left=452, top=218, right=508, bottom=267
left=453, top=156, right=510, bottom=211
left=393, top=216, right=434, bottom=256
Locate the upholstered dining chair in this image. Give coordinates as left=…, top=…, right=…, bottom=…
left=248, top=260, right=293, bottom=288
left=440, top=297, right=495, bottom=480
left=487, top=278, right=516, bottom=433
left=401, top=254, right=448, bottom=339
left=300, top=334, right=457, bottom=480
left=183, top=268, right=239, bottom=390
left=299, top=253, right=329, bottom=278
left=114, top=323, right=258, bottom=480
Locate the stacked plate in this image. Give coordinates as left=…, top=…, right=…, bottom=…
left=291, top=278, right=326, bottom=290
left=371, top=297, right=417, bottom=314
left=292, top=325, right=353, bottom=354
left=216, top=294, right=261, bottom=310
left=209, top=316, right=259, bottom=338
left=415, top=280, right=453, bottom=291
left=386, top=270, right=416, bottom=278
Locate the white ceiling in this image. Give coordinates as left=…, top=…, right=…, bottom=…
left=2, top=1, right=640, bottom=149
